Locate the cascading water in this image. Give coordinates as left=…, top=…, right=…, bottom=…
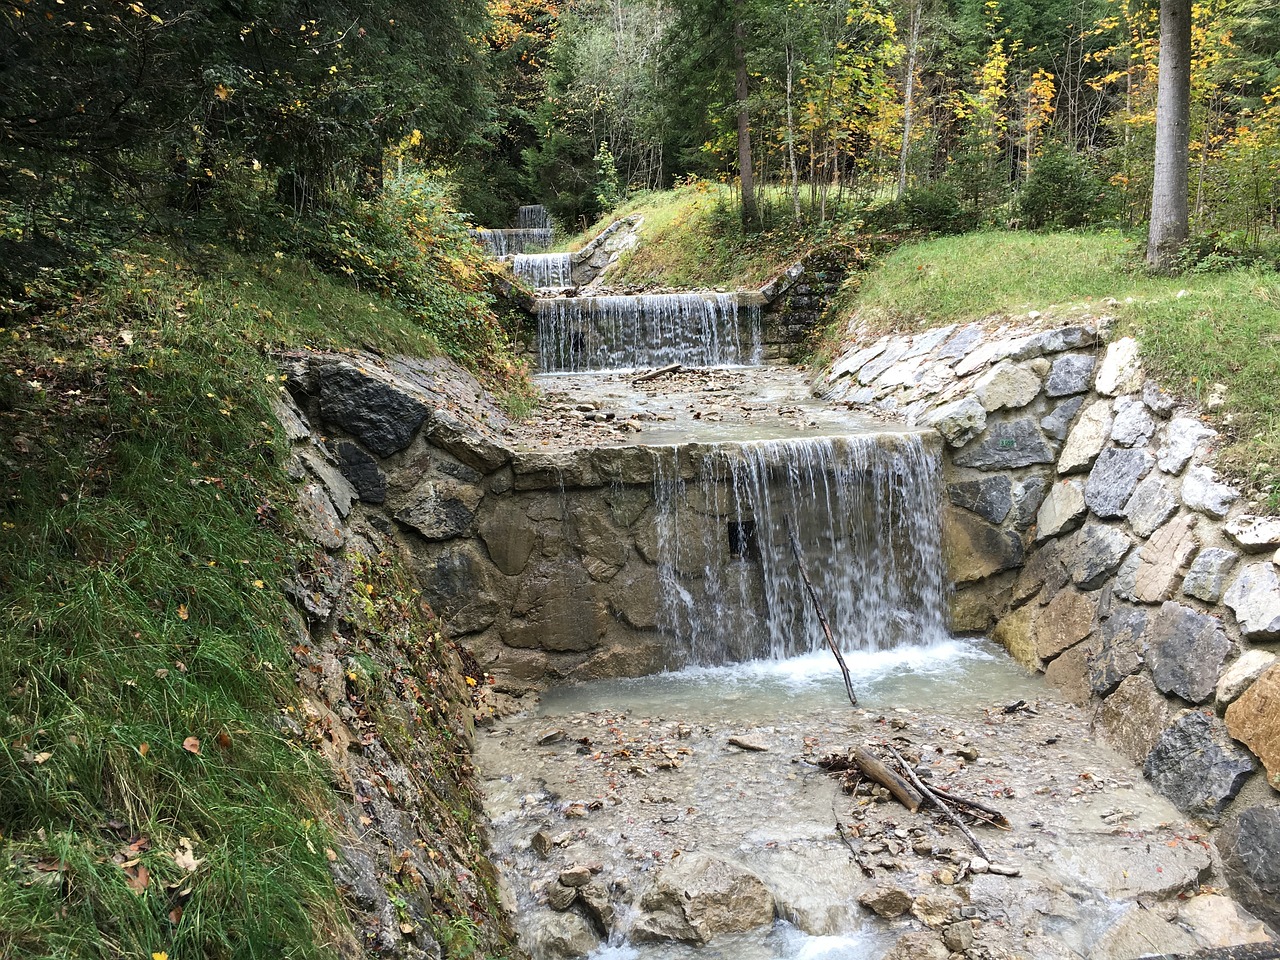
left=513, top=252, right=573, bottom=288
left=476, top=228, right=553, bottom=256
left=517, top=204, right=552, bottom=231
left=649, top=432, right=948, bottom=666
left=537, top=292, right=763, bottom=372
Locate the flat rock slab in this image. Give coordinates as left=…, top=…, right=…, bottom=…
left=1051, top=834, right=1210, bottom=900
left=952, top=416, right=1055, bottom=470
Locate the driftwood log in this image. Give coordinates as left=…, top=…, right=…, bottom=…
left=784, top=516, right=858, bottom=706
left=884, top=744, right=991, bottom=860
left=851, top=748, right=922, bottom=812
left=633, top=363, right=682, bottom=383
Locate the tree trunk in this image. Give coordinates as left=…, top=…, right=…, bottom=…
left=785, top=43, right=801, bottom=221
left=1146, top=0, right=1192, bottom=272
left=733, top=4, right=759, bottom=229
left=897, top=0, right=923, bottom=199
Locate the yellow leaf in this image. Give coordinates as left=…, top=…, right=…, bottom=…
left=177, top=603, right=189, bottom=621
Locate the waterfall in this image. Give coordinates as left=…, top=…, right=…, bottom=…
left=514, top=253, right=573, bottom=288
left=517, top=204, right=552, bottom=231
left=476, top=228, right=553, bottom=257
left=536, top=292, right=763, bottom=372
left=650, top=433, right=948, bottom=665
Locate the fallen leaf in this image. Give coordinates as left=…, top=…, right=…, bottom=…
left=216, top=731, right=232, bottom=750
left=172, top=838, right=202, bottom=873
left=182, top=736, right=200, bottom=755
left=168, top=906, right=183, bottom=924
left=155, top=669, right=169, bottom=680
left=124, top=863, right=151, bottom=894
left=177, top=604, right=189, bottom=621
left=138, top=742, right=150, bottom=756
left=32, top=751, right=53, bottom=764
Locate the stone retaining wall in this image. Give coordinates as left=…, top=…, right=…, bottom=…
left=824, top=314, right=1280, bottom=929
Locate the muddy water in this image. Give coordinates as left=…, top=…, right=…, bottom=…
left=477, top=642, right=1237, bottom=960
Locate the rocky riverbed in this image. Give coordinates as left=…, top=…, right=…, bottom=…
left=476, top=652, right=1274, bottom=960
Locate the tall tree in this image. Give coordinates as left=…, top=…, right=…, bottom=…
left=1146, top=0, right=1192, bottom=270
left=734, top=1, right=761, bottom=227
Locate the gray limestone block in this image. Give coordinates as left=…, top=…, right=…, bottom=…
left=1089, top=602, right=1149, bottom=697
left=1224, top=515, right=1280, bottom=553
left=1058, top=399, right=1113, bottom=474
left=1085, top=446, right=1154, bottom=519
left=947, top=476, right=1013, bottom=524
left=1110, top=395, right=1156, bottom=448
left=1183, top=547, right=1239, bottom=604
left=1066, top=523, right=1132, bottom=590
left=1182, top=465, right=1239, bottom=519
left=1224, top=561, right=1280, bottom=639
left=297, top=482, right=345, bottom=550
left=1045, top=353, right=1097, bottom=397
left=1123, top=473, right=1180, bottom=538
left=1011, top=475, right=1049, bottom=530
left=299, top=446, right=357, bottom=518
left=923, top=396, right=986, bottom=447
left=951, top=417, right=1055, bottom=470
left=1158, top=418, right=1217, bottom=475
left=1217, top=649, right=1278, bottom=705
left=1142, top=380, right=1176, bottom=418
left=1216, top=806, right=1280, bottom=929
left=1144, top=600, right=1232, bottom=704
left=1036, top=479, right=1087, bottom=541
left=1143, top=711, right=1256, bottom=824
left=973, top=360, right=1042, bottom=412
left=1041, top=395, right=1085, bottom=442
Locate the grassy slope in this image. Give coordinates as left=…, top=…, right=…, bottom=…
left=848, top=229, right=1280, bottom=505
left=0, top=236, right=527, bottom=958
left=559, top=184, right=861, bottom=289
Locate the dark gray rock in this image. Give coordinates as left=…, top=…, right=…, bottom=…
left=1089, top=603, right=1149, bottom=697
left=947, top=477, right=1013, bottom=524
left=1041, top=396, right=1085, bottom=442
left=1045, top=354, right=1096, bottom=397
left=1217, top=805, right=1280, bottom=928
left=394, top=477, right=482, bottom=541
left=1143, top=711, right=1256, bottom=823
left=1066, top=523, right=1132, bottom=589
left=317, top=361, right=431, bottom=457
left=330, top=843, right=384, bottom=910
left=1123, top=473, right=1179, bottom=538
left=1085, top=446, right=1154, bottom=519
left=937, top=325, right=985, bottom=362
left=951, top=417, right=1055, bottom=470
left=1011, top=475, right=1049, bottom=530
left=337, top=441, right=387, bottom=504
left=1144, top=601, right=1232, bottom=704
left=1183, top=547, right=1238, bottom=603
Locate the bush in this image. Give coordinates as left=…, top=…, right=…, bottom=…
left=1017, top=143, right=1108, bottom=229
left=901, top=182, right=975, bottom=235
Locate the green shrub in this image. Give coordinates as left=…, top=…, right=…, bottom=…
left=900, top=182, right=975, bottom=235
left=1016, top=143, right=1109, bottom=229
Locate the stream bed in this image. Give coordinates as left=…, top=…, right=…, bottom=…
left=477, top=640, right=1268, bottom=960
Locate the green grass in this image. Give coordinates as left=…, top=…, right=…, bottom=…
left=559, top=182, right=864, bottom=290
left=0, top=226, right=527, bottom=957
left=842, top=228, right=1280, bottom=507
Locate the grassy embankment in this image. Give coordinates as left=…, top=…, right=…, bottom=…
left=0, top=178, right=529, bottom=958
left=850, top=230, right=1280, bottom=508
left=556, top=182, right=865, bottom=289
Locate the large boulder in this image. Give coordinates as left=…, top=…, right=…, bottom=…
left=1123, top=473, right=1180, bottom=538
left=1089, top=602, right=1149, bottom=697
left=1033, top=586, right=1098, bottom=661
left=1225, top=515, right=1280, bottom=554
left=1143, top=600, right=1231, bottom=704
left=1085, top=446, right=1154, bottom=519
left=1114, top=513, right=1197, bottom=604
left=947, top=476, right=1013, bottom=524
left=1224, top=665, right=1280, bottom=790
left=1041, top=395, right=1085, bottom=442
left=1224, top=561, right=1280, bottom=639
left=942, top=506, right=1024, bottom=584
left=973, top=360, right=1041, bottom=412
left=1045, top=353, right=1096, bottom=397
left=923, top=396, right=986, bottom=447
left=631, top=853, right=775, bottom=945
left=1183, top=547, right=1239, bottom=604
left=316, top=360, right=431, bottom=457
left=1099, top=673, right=1176, bottom=766
left=951, top=416, right=1055, bottom=470
left=1110, top=394, right=1156, bottom=447
left=1216, top=806, right=1280, bottom=929
left=1064, top=523, right=1131, bottom=590
left=1035, top=479, right=1087, bottom=541
left=1058, top=399, right=1113, bottom=474
left=1143, top=711, right=1256, bottom=823
left=1094, top=336, right=1143, bottom=396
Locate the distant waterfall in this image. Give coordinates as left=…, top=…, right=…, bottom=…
left=649, top=433, right=949, bottom=665
left=476, top=229, right=553, bottom=257
left=536, top=292, right=763, bottom=372
left=517, top=205, right=552, bottom=231
left=514, top=253, right=573, bottom=288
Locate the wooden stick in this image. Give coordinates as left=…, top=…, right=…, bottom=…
left=929, top=784, right=1011, bottom=828
left=884, top=744, right=991, bottom=861
left=852, top=747, right=922, bottom=813
left=785, top=516, right=857, bottom=707
left=633, top=363, right=682, bottom=383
